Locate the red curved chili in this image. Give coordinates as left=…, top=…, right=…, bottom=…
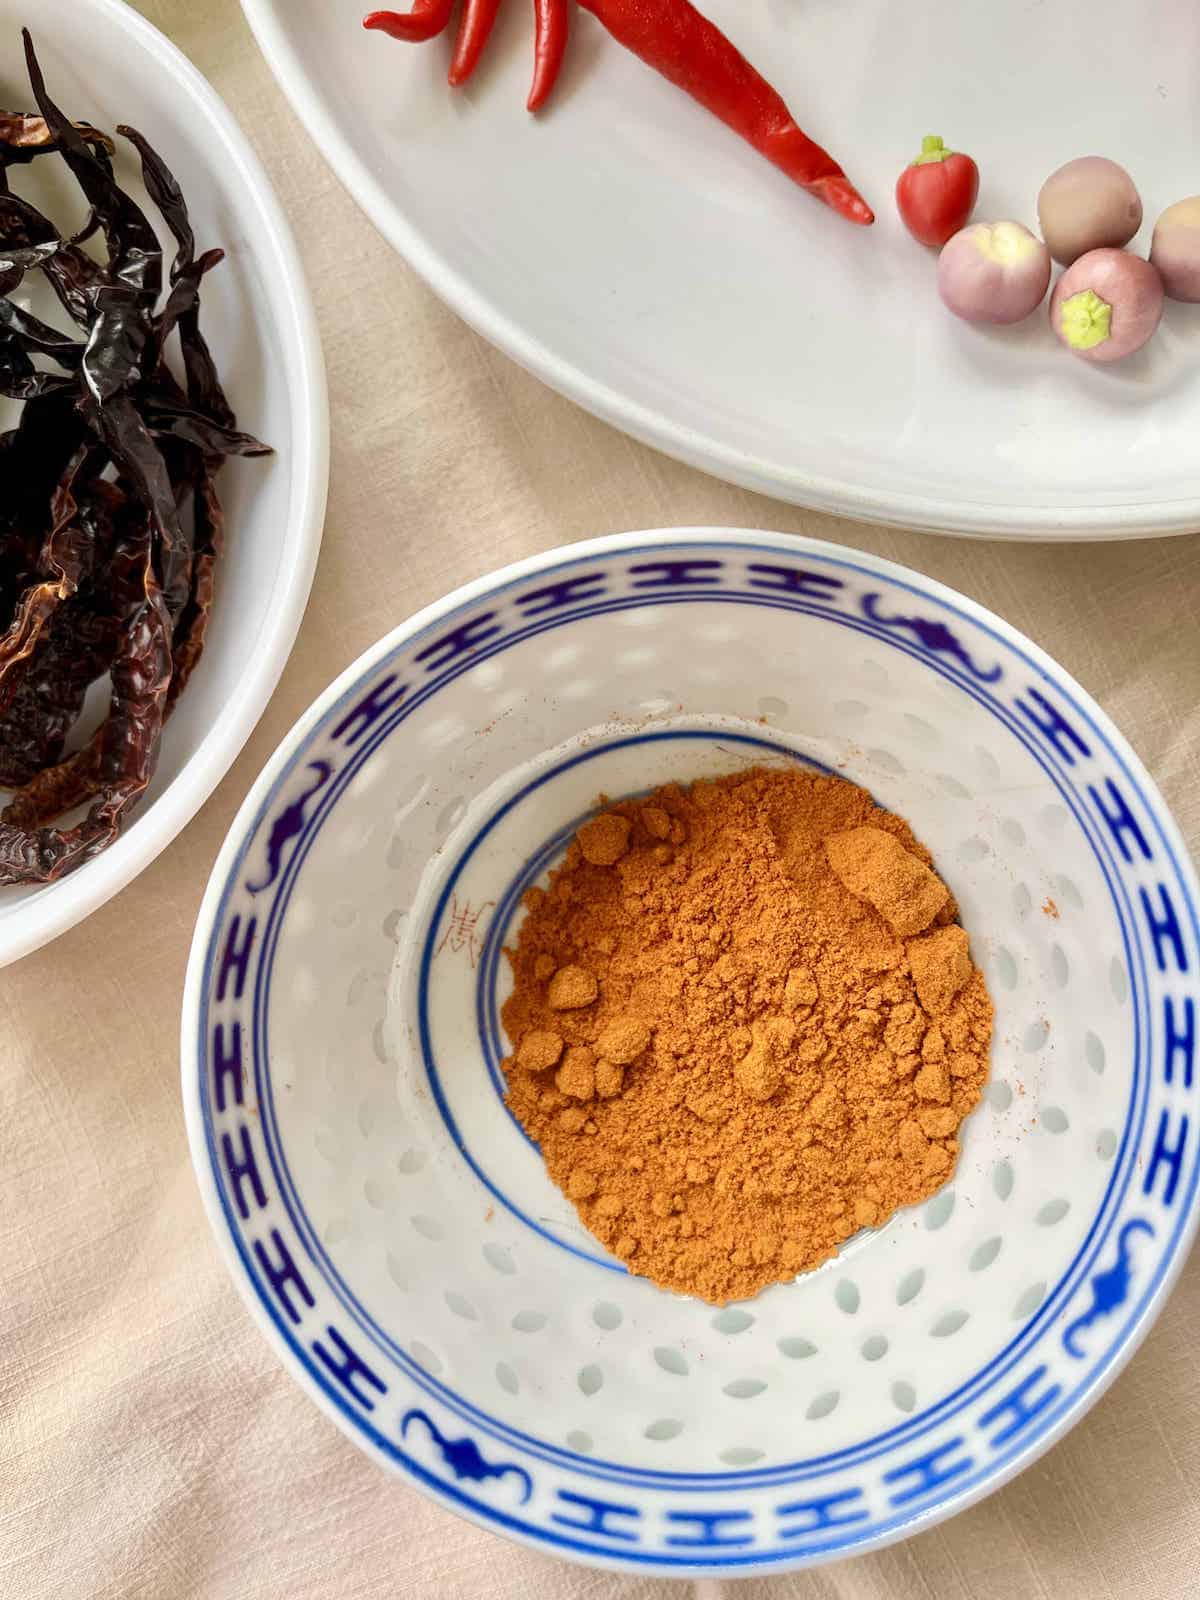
left=449, top=0, right=505, bottom=85
left=363, top=0, right=455, bottom=45
left=576, top=0, right=872, bottom=225
left=528, top=0, right=568, bottom=112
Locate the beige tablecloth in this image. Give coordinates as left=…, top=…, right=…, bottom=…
left=4, top=3, right=1200, bottom=1596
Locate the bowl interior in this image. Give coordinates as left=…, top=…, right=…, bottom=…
left=0, top=4, right=319, bottom=962
left=188, top=533, right=1199, bottom=1572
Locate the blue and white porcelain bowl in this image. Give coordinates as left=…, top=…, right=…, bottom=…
left=182, top=529, right=1200, bottom=1576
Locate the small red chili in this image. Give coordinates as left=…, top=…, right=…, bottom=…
left=576, top=0, right=872, bottom=224
left=528, top=0, right=569, bottom=111
left=895, top=134, right=980, bottom=248
left=363, top=0, right=456, bottom=44
left=449, top=0, right=506, bottom=86
left=363, top=0, right=872, bottom=228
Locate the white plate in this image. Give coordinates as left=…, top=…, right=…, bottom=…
left=0, top=0, right=327, bottom=966
left=242, top=0, right=1200, bottom=538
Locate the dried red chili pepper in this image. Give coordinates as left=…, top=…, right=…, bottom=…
left=0, top=32, right=270, bottom=884
left=3, top=735, right=105, bottom=829
left=528, top=0, right=568, bottom=111
left=165, top=468, right=223, bottom=714
left=363, top=0, right=456, bottom=44
left=577, top=0, right=871, bottom=224
left=24, top=44, right=163, bottom=312
left=449, top=0, right=505, bottom=86
left=0, top=485, right=123, bottom=787
left=0, top=528, right=173, bottom=882
left=0, top=445, right=95, bottom=719
left=0, top=112, right=113, bottom=161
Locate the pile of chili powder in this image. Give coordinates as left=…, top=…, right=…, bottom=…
left=502, top=767, right=994, bottom=1305
left=0, top=31, right=269, bottom=884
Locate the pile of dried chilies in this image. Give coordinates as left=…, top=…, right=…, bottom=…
left=364, top=0, right=873, bottom=225
left=0, top=31, right=269, bottom=885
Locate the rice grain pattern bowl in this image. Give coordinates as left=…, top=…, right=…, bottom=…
left=183, top=529, right=1199, bottom=1576
left=0, top=0, right=327, bottom=966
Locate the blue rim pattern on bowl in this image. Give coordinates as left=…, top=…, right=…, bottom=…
left=183, top=532, right=1200, bottom=1574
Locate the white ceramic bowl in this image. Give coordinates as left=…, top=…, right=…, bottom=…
left=0, top=0, right=327, bottom=966
left=184, top=529, right=1200, bottom=1575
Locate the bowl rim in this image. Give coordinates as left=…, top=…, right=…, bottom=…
left=182, top=527, right=1200, bottom=1575
left=240, top=0, right=1197, bottom=542
left=0, top=0, right=329, bottom=968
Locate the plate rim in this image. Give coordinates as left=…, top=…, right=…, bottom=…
left=0, top=0, right=329, bottom=967
left=240, top=0, right=1196, bottom=541
left=182, top=526, right=1200, bottom=1575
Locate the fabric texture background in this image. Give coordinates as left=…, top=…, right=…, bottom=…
left=3, top=3, right=1199, bottom=1595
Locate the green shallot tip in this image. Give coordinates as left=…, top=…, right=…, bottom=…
left=1060, top=288, right=1112, bottom=350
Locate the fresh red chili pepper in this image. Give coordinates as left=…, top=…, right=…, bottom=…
left=449, top=0, right=505, bottom=85
left=576, top=0, right=872, bottom=225
left=895, top=134, right=979, bottom=248
left=363, top=0, right=456, bottom=45
left=528, top=0, right=569, bottom=111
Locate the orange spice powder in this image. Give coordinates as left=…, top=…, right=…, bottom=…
left=501, top=766, right=993, bottom=1304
